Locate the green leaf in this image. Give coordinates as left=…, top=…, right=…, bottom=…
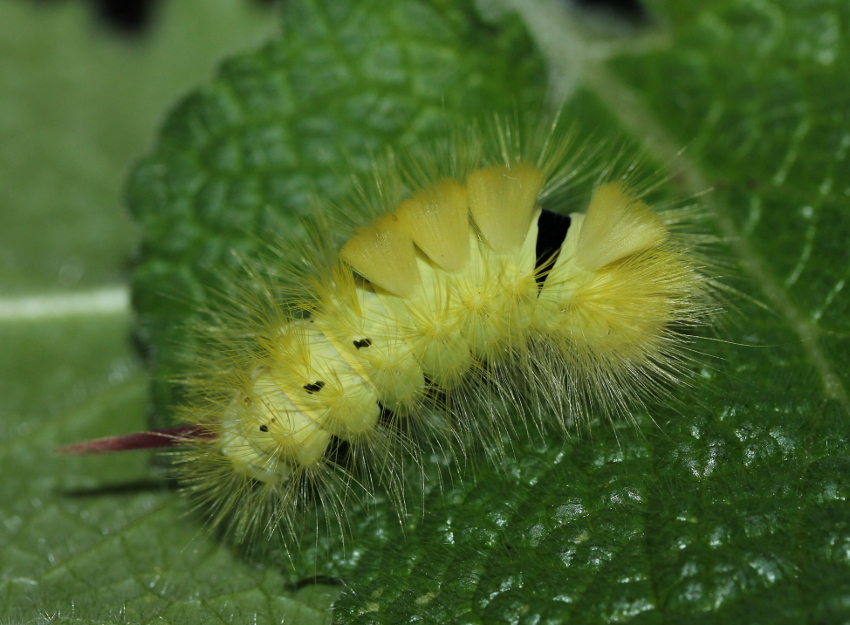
left=5, top=0, right=850, bottom=623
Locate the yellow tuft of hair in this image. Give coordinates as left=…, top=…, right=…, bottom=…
left=575, top=182, right=668, bottom=270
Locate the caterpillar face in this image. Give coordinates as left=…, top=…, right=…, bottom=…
left=207, top=163, right=698, bottom=488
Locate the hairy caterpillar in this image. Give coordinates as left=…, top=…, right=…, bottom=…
left=63, top=121, right=718, bottom=550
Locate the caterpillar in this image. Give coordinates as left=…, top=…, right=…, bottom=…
left=63, top=121, right=718, bottom=550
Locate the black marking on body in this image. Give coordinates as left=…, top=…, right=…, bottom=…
left=259, top=424, right=269, bottom=433
left=535, top=209, right=571, bottom=288
left=422, top=375, right=447, bottom=407
left=377, top=403, right=395, bottom=427
left=303, top=381, right=326, bottom=394
left=353, top=338, right=372, bottom=350
left=324, top=436, right=352, bottom=468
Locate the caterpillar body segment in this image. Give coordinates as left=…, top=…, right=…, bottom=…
left=177, top=152, right=715, bottom=542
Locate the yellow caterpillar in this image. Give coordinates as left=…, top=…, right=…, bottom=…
left=165, top=124, right=717, bottom=543
left=61, top=122, right=717, bottom=549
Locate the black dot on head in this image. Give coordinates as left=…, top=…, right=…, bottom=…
left=304, top=381, right=326, bottom=394
left=353, top=338, right=373, bottom=350
left=259, top=424, right=269, bottom=433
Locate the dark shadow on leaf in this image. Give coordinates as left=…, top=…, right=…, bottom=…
left=59, top=478, right=169, bottom=498
left=284, top=574, right=346, bottom=592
